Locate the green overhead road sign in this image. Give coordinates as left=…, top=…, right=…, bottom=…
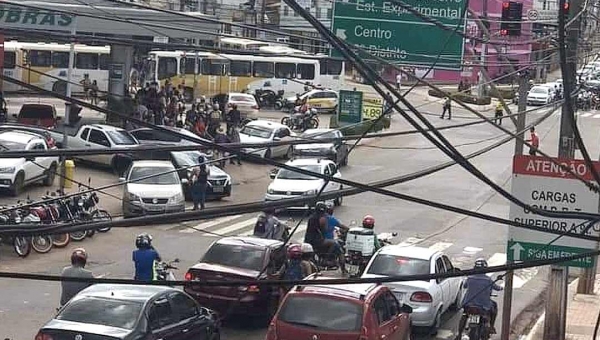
left=507, top=241, right=595, bottom=268
left=331, top=0, right=466, bottom=69
left=338, top=90, right=363, bottom=125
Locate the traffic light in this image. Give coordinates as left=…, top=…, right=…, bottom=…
left=500, top=1, right=523, bottom=36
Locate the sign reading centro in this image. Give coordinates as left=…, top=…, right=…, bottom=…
left=0, top=6, right=73, bottom=27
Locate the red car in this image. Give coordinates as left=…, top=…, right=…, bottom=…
left=266, top=277, right=413, bottom=340
left=14, top=104, right=60, bottom=128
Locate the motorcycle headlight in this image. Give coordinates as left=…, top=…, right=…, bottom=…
left=0, top=167, right=15, bottom=174
left=169, top=193, right=184, bottom=204
left=304, top=189, right=318, bottom=195
left=128, top=192, right=141, bottom=202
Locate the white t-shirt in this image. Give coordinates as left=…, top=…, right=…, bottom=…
left=396, top=74, right=402, bottom=84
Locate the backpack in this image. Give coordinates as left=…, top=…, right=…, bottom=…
left=283, top=259, right=304, bottom=281
left=253, top=214, right=268, bottom=236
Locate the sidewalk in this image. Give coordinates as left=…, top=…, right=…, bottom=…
left=525, top=276, right=600, bottom=340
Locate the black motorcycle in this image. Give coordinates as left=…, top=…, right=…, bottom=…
left=281, top=108, right=319, bottom=132
left=461, top=294, right=498, bottom=340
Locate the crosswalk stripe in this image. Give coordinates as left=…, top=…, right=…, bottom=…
left=593, top=114, right=600, bottom=118
left=463, top=246, right=483, bottom=254
left=396, top=237, right=423, bottom=247
left=191, top=215, right=243, bottom=230
left=486, top=252, right=506, bottom=267
left=428, top=242, right=453, bottom=252
left=213, top=218, right=257, bottom=235
left=582, top=112, right=593, bottom=117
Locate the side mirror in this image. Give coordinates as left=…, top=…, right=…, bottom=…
left=173, top=258, right=180, bottom=263
left=25, top=156, right=35, bottom=162
left=118, top=177, right=126, bottom=182
left=181, top=178, right=189, bottom=185
left=56, top=116, right=62, bottom=121
left=12, top=114, right=17, bottom=118
left=273, top=136, right=281, bottom=141
left=269, top=172, right=277, bottom=179
left=392, top=232, right=398, bottom=237
left=399, top=304, right=413, bottom=314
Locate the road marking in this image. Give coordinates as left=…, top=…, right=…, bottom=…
left=213, top=218, right=257, bottom=235
left=463, top=246, right=483, bottom=254
left=594, top=114, right=600, bottom=118
left=191, top=215, right=243, bottom=230
left=483, top=252, right=537, bottom=288
left=396, top=237, right=423, bottom=247
left=581, top=112, right=593, bottom=117
left=429, top=242, right=453, bottom=252
left=435, top=329, right=454, bottom=339
left=487, top=252, right=507, bottom=267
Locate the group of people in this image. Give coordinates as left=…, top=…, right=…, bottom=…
left=132, top=79, right=186, bottom=127
left=79, top=74, right=100, bottom=105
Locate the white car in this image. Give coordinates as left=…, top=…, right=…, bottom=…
left=121, top=160, right=186, bottom=218
left=284, top=88, right=339, bottom=114
left=0, top=131, right=59, bottom=196
left=527, top=85, right=554, bottom=105
left=265, top=158, right=343, bottom=208
left=239, top=120, right=295, bottom=159
left=226, top=92, right=260, bottom=120
left=362, top=245, right=464, bottom=332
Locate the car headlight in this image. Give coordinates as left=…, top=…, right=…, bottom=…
left=267, top=188, right=275, bottom=194
left=225, top=176, right=232, bottom=186
left=304, top=189, right=317, bottom=195
left=169, top=193, right=184, bottom=204
left=128, top=193, right=141, bottom=202
left=0, top=167, right=15, bottom=174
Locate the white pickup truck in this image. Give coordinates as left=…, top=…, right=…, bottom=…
left=67, top=124, right=141, bottom=174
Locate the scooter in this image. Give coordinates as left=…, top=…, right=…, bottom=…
left=345, top=221, right=397, bottom=277
left=460, top=293, right=499, bottom=340
left=155, top=258, right=180, bottom=281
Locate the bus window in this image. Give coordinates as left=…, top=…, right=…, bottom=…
left=99, top=54, right=110, bottom=70
left=201, top=59, right=227, bottom=76
left=297, top=64, right=315, bottom=80
left=230, top=61, right=251, bottom=77
left=185, top=57, right=196, bottom=74
left=275, top=63, right=296, bottom=78
left=327, top=60, right=343, bottom=75
left=76, top=53, right=99, bottom=70
left=4, top=52, right=16, bottom=69
left=253, top=61, right=274, bottom=77
left=29, top=50, right=51, bottom=67
left=51, top=52, right=69, bottom=68
left=158, top=57, right=178, bottom=79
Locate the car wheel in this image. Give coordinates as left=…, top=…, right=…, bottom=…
left=286, top=146, right=293, bottom=159
left=430, top=308, right=442, bottom=336
left=264, top=149, right=272, bottom=159
left=11, top=173, right=24, bottom=197
left=43, top=163, right=57, bottom=186
left=264, top=296, right=279, bottom=325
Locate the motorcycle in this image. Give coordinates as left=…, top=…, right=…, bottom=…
left=461, top=294, right=499, bottom=340
left=0, top=206, right=32, bottom=257
left=314, top=227, right=347, bottom=271
left=281, top=108, right=319, bottom=132
left=155, top=258, right=180, bottom=281
left=13, top=201, right=53, bottom=254
left=274, top=90, right=285, bottom=110
left=345, top=221, right=397, bottom=277
left=34, top=192, right=70, bottom=248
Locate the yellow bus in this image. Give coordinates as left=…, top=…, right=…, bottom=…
left=2, top=41, right=110, bottom=94
left=142, top=50, right=344, bottom=101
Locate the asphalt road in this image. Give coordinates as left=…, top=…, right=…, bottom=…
left=1, top=89, right=599, bottom=340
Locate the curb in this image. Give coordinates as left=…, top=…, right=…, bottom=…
left=425, top=94, right=494, bottom=112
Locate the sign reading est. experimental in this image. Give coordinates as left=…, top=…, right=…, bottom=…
left=507, top=155, right=600, bottom=268
left=331, top=0, right=466, bottom=69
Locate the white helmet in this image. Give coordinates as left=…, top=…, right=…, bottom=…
left=301, top=243, right=314, bottom=254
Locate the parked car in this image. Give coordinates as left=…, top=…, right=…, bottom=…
left=0, top=131, right=59, bottom=196
left=226, top=92, right=260, bottom=121
left=527, top=86, right=554, bottom=105
left=36, top=284, right=221, bottom=340
left=294, top=128, right=349, bottom=166
left=68, top=124, right=140, bottom=174
left=266, top=277, right=413, bottom=340
left=239, top=120, right=294, bottom=159
left=184, top=237, right=285, bottom=321
left=0, top=123, right=62, bottom=148
left=362, top=245, right=464, bottom=333
left=265, top=158, right=343, bottom=208
left=130, top=125, right=212, bottom=147
left=284, top=89, right=339, bottom=114
left=121, top=160, right=186, bottom=218
left=13, top=103, right=60, bottom=128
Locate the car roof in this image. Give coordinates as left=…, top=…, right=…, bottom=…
left=245, top=120, right=287, bottom=129
left=215, top=236, right=283, bottom=248
left=21, top=103, right=55, bottom=108
left=294, top=277, right=381, bottom=300
left=76, top=284, right=176, bottom=303
left=302, top=128, right=336, bottom=135
left=377, top=245, right=437, bottom=260
left=229, top=92, right=255, bottom=98
left=131, top=160, right=175, bottom=168
left=286, top=158, right=331, bottom=166
left=89, top=124, right=127, bottom=131
left=0, top=131, right=43, bottom=144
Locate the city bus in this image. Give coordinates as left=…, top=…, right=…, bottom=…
left=218, top=37, right=271, bottom=51
left=142, top=50, right=345, bottom=100
left=2, top=41, right=110, bottom=94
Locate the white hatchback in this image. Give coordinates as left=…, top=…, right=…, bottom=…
left=226, top=92, right=260, bottom=120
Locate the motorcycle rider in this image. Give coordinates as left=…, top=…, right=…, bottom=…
left=133, top=233, right=161, bottom=282
left=60, top=248, right=94, bottom=307
left=458, top=258, right=503, bottom=336
left=208, top=103, right=222, bottom=137
left=300, top=243, right=318, bottom=275
left=325, top=203, right=348, bottom=272
left=253, top=207, right=286, bottom=241
left=362, top=215, right=383, bottom=251
left=304, top=202, right=337, bottom=266
left=273, top=244, right=309, bottom=299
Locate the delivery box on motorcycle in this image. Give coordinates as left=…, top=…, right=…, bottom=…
left=346, top=227, right=376, bottom=256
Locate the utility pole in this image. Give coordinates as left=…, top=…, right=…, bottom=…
left=477, top=0, right=489, bottom=99
left=59, top=18, right=76, bottom=192
left=543, top=0, right=583, bottom=338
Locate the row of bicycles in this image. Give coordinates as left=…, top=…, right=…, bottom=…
left=0, top=187, right=112, bottom=258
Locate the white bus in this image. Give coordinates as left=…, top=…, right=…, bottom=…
left=2, top=41, right=110, bottom=94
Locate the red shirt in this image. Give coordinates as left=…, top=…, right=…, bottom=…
left=530, top=132, right=539, bottom=148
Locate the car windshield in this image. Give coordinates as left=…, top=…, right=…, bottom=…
left=172, top=151, right=209, bottom=167
left=530, top=87, right=547, bottom=94
left=301, top=130, right=337, bottom=140
left=129, top=166, right=179, bottom=185
left=277, top=165, right=321, bottom=180
left=240, top=125, right=272, bottom=139
left=230, top=95, right=255, bottom=103
left=18, top=105, right=54, bottom=119
left=279, top=295, right=363, bottom=331
left=107, top=131, right=137, bottom=145
left=202, top=243, right=266, bottom=271
left=57, top=297, right=143, bottom=330
left=0, top=140, right=26, bottom=150
left=366, top=255, right=430, bottom=279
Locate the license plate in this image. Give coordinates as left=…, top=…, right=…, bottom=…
left=147, top=205, right=164, bottom=211
left=347, top=264, right=360, bottom=275
left=213, top=186, right=224, bottom=193
left=468, top=315, right=480, bottom=323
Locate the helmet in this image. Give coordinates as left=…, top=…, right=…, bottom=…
left=71, top=248, right=88, bottom=266
left=136, top=233, right=152, bottom=249
left=301, top=243, right=314, bottom=254
left=315, top=202, right=327, bottom=213
left=326, top=202, right=334, bottom=215
left=362, top=215, right=375, bottom=229
left=474, top=258, right=488, bottom=269
left=287, top=244, right=302, bottom=259
left=213, top=104, right=219, bottom=110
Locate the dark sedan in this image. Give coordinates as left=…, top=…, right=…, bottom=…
left=184, top=237, right=285, bottom=322
left=293, top=128, right=349, bottom=166
left=36, top=284, right=220, bottom=340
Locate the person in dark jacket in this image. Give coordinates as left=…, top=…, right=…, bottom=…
left=190, top=156, right=210, bottom=210
left=60, top=248, right=94, bottom=307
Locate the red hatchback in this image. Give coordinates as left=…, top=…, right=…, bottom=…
left=15, top=104, right=59, bottom=128
left=266, top=278, right=413, bottom=340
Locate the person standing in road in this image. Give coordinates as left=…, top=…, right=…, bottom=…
left=191, top=156, right=210, bottom=210
left=526, top=126, right=540, bottom=156
left=214, top=128, right=231, bottom=168
left=227, top=125, right=242, bottom=165
left=396, top=73, right=402, bottom=90
left=60, top=248, right=94, bottom=307
left=226, top=104, right=241, bottom=132
left=133, top=233, right=161, bottom=282
left=90, top=80, right=99, bottom=105
left=494, top=102, right=504, bottom=125
left=440, top=97, right=452, bottom=119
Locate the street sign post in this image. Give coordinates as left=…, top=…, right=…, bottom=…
left=507, top=155, right=600, bottom=268
left=338, top=90, right=363, bottom=126
left=331, top=0, right=466, bottom=69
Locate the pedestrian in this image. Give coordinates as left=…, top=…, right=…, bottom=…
left=494, top=102, right=504, bottom=125
left=226, top=104, right=241, bottom=132
left=525, top=127, right=540, bottom=156
left=80, top=74, right=91, bottom=101
left=214, top=128, right=231, bottom=168
left=396, top=73, right=402, bottom=90
left=60, top=248, right=94, bottom=307
left=440, top=96, right=451, bottom=119
left=208, top=104, right=222, bottom=136
left=90, top=80, right=99, bottom=105
left=228, top=126, right=242, bottom=165
left=191, top=157, right=209, bottom=210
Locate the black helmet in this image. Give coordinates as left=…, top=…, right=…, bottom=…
left=136, top=233, right=152, bottom=249
left=315, top=202, right=327, bottom=213
left=474, top=258, right=488, bottom=269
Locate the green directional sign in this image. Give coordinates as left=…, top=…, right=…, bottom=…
left=507, top=240, right=596, bottom=268
left=331, top=0, right=466, bottom=69
left=338, top=90, right=363, bottom=125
